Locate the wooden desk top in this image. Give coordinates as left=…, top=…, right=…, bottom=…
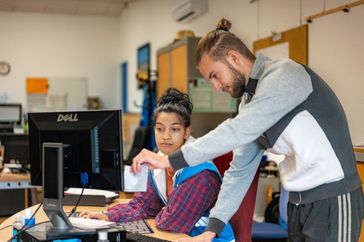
left=0, top=199, right=189, bottom=241
left=354, top=146, right=364, bottom=163
left=0, top=173, right=30, bottom=182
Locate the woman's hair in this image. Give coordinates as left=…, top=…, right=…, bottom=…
left=196, top=18, right=255, bottom=64
left=155, top=88, right=193, bottom=127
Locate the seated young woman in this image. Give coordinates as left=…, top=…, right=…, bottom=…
left=80, top=88, right=234, bottom=241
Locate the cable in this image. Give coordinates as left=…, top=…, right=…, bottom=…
left=6, top=202, right=45, bottom=242
left=68, top=185, right=85, bottom=218
left=18, top=202, right=43, bottom=231
left=7, top=221, right=50, bottom=242
left=68, top=172, right=88, bottom=217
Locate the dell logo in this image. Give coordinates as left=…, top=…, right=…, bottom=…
left=57, top=114, right=79, bottom=122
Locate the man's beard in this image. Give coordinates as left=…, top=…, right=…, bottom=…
left=226, top=62, right=246, bottom=98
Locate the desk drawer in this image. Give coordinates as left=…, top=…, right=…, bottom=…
left=0, top=189, right=26, bottom=216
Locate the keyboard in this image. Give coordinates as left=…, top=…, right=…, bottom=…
left=126, top=232, right=171, bottom=242
left=116, top=219, right=153, bottom=234
left=69, top=217, right=116, bottom=230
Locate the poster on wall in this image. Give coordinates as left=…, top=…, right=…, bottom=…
left=136, top=43, right=151, bottom=88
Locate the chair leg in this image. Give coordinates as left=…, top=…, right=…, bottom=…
left=231, top=170, right=260, bottom=242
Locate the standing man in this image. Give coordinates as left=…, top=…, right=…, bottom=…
left=132, top=18, right=363, bottom=242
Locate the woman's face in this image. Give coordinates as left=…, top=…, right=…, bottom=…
left=154, top=112, right=191, bottom=155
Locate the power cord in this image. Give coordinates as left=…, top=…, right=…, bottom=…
left=68, top=185, right=85, bottom=218
left=7, top=173, right=88, bottom=240
left=6, top=221, right=50, bottom=242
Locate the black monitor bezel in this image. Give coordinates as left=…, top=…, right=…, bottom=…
left=28, top=110, right=124, bottom=191
left=1, top=134, right=30, bottom=170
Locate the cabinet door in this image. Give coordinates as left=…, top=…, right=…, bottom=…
left=171, top=45, right=188, bottom=93
left=157, top=52, right=170, bottom=98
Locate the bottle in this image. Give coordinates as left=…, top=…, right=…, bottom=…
left=12, top=214, right=23, bottom=242
left=23, top=209, right=35, bottom=228
left=97, top=230, right=110, bottom=242
left=22, top=113, right=28, bottom=134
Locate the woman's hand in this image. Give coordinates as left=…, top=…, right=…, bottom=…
left=131, top=149, right=171, bottom=174
left=174, top=231, right=216, bottom=242
left=79, top=211, right=110, bottom=221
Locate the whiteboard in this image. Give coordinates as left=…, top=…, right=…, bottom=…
left=27, top=77, right=88, bottom=112
left=48, top=77, right=88, bottom=111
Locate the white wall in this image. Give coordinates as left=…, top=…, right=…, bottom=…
left=117, top=0, right=257, bottom=113
left=308, top=4, right=364, bottom=146
left=0, top=0, right=363, bottom=144
left=119, top=0, right=364, bottom=144
left=0, top=12, right=120, bottom=109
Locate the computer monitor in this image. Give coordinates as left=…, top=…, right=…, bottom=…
left=28, top=110, right=124, bottom=234
left=0, top=103, right=22, bottom=133
left=0, top=134, right=29, bottom=172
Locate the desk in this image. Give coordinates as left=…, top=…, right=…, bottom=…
left=0, top=173, right=32, bottom=190
left=0, top=173, right=34, bottom=215
left=0, top=199, right=189, bottom=241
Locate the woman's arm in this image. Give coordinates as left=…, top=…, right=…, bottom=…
left=155, top=170, right=221, bottom=233
left=105, top=179, right=164, bottom=222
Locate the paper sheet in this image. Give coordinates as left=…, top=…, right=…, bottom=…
left=69, top=217, right=115, bottom=230
left=65, top=188, right=118, bottom=198
left=123, top=165, right=148, bottom=192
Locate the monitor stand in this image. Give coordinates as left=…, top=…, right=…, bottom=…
left=42, top=143, right=72, bottom=235
left=25, top=142, right=127, bottom=241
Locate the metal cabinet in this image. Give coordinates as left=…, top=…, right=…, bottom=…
left=156, top=37, right=201, bottom=98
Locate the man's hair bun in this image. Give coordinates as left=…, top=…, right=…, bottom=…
left=216, top=18, right=232, bottom=32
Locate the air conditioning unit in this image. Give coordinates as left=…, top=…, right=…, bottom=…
left=171, top=0, right=208, bottom=22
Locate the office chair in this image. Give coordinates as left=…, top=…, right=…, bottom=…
left=252, top=183, right=288, bottom=242
left=124, top=126, right=149, bottom=165
left=213, top=152, right=259, bottom=242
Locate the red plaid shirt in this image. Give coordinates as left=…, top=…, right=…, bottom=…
left=105, top=169, right=221, bottom=234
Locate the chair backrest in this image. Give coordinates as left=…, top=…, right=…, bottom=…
left=125, top=126, right=149, bottom=165
left=213, top=152, right=259, bottom=242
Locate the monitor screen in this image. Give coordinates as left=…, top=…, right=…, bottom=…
left=28, top=110, right=124, bottom=191
left=0, top=104, right=22, bottom=125
left=0, top=134, right=29, bottom=170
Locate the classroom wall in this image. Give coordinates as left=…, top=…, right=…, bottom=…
left=117, top=0, right=257, bottom=113
left=308, top=3, right=364, bottom=146
left=0, top=12, right=120, bottom=109
left=0, top=0, right=363, bottom=144
left=118, top=0, right=364, bottom=144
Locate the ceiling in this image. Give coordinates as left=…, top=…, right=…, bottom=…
left=0, top=0, right=139, bottom=17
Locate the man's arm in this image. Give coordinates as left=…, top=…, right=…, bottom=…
left=170, top=60, right=312, bottom=170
